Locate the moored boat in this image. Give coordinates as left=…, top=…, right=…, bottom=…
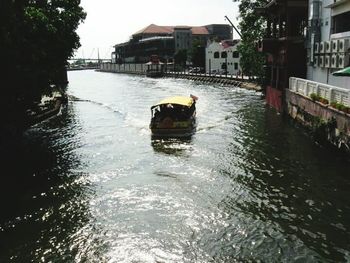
left=150, top=95, right=198, bottom=138
left=146, top=55, right=164, bottom=78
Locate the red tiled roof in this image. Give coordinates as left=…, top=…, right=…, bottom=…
left=133, top=24, right=209, bottom=36
left=133, top=24, right=173, bottom=35
left=191, top=26, right=209, bottom=35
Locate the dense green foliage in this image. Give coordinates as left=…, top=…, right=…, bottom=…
left=1, top=0, right=85, bottom=122
left=174, top=49, right=188, bottom=69
left=188, top=39, right=205, bottom=68
left=235, top=0, right=267, bottom=82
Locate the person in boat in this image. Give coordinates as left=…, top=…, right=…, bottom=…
left=154, top=108, right=161, bottom=121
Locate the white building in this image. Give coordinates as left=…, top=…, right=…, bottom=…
left=308, top=0, right=350, bottom=89
left=205, top=40, right=241, bottom=75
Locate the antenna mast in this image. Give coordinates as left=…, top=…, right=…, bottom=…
left=225, top=15, right=242, bottom=38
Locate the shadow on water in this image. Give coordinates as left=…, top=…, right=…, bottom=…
left=0, top=105, right=109, bottom=262
left=215, top=106, right=350, bottom=261
left=151, top=137, right=193, bottom=157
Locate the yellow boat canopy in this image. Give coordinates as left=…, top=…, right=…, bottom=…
left=152, top=96, right=195, bottom=108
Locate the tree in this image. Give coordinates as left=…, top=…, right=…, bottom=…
left=235, top=0, right=268, bottom=82
left=188, top=39, right=205, bottom=68
left=174, top=49, right=187, bottom=69
left=1, top=0, right=86, bottom=128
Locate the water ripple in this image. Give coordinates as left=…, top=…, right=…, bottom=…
left=1, top=72, right=350, bottom=262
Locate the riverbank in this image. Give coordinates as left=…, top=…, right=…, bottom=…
left=1, top=92, right=67, bottom=145
left=287, top=89, right=350, bottom=154
left=2, top=70, right=349, bottom=262
left=286, top=77, right=350, bottom=155
left=168, top=72, right=262, bottom=91
left=67, top=66, right=99, bottom=71
left=25, top=94, right=66, bottom=127
left=99, top=63, right=262, bottom=92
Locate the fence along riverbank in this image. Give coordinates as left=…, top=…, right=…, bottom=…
left=99, top=63, right=262, bottom=91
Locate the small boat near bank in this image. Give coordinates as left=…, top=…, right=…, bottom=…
left=146, top=55, right=164, bottom=78
left=150, top=95, right=198, bottom=138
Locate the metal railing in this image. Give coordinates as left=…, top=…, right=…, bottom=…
left=289, top=77, right=350, bottom=106
left=100, top=63, right=250, bottom=80
left=100, top=63, right=147, bottom=73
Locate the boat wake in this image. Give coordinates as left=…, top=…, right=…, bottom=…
left=197, top=114, right=235, bottom=132
left=68, top=95, right=125, bottom=116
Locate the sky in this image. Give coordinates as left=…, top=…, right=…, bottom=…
left=74, top=0, right=240, bottom=59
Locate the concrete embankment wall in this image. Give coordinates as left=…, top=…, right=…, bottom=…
left=100, top=63, right=147, bottom=74
left=167, top=72, right=261, bottom=91
left=286, top=89, right=350, bottom=153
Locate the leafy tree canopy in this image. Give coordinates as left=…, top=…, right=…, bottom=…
left=1, top=0, right=86, bottom=111
left=234, top=0, right=268, bottom=81
left=188, top=39, right=205, bottom=68
left=174, top=49, right=188, bottom=67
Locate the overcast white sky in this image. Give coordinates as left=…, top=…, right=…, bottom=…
left=74, top=0, right=240, bottom=59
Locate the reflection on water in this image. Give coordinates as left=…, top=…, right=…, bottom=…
left=0, top=105, right=109, bottom=262
left=1, top=70, right=350, bottom=262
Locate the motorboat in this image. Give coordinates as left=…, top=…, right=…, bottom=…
left=150, top=95, right=198, bottom=137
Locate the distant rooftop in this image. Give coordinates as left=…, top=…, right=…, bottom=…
left=132, top=24, right=210, bottom=37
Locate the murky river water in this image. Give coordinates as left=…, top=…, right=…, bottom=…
left=1, top=70, right=350, bottom=262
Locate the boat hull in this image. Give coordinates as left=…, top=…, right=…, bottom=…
left=150, top=118, right=197, bottom=138
left=151, top=126, right=196, bottom=138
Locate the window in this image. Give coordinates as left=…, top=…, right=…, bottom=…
left=234, top=63, right=238, bottom=70
left=221, top=51, right=227, bottom=58
left=232, top=51, right=239, bottom=58
left=214, top=52, right=219, bottom=58
left=333, top=11, right=350, bottom=34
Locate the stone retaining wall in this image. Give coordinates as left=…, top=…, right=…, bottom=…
left=286, top=89, right=350, bottom=153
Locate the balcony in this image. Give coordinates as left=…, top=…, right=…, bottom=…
left=258, top=38, right=281, bottom=53
left=289, top=77, right=350, bottom=107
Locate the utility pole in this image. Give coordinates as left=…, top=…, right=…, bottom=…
left=224, top=15, right=242, bottom=39
left=97, top=48, right=100, bottom=66
left=82, top=49, right=85, bottom=65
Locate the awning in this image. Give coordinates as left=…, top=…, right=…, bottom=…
left=332, top=66, right=350, bottom=76
left=152, top=96, right=194, bottom=108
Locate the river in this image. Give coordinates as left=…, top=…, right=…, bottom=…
left=0, top=70, right=349, bottom=262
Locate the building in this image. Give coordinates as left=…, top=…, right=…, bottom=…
left=257, top=0, right=309, bottom=112
left=205, top=40, right=242, bottom=75
left=307, top=0, right=350, bottom=89
left=113, top=24, right=233, bottom=64
left=257, top=0, right=350, bottom=112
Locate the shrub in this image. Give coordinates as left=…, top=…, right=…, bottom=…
left=310, top=93, right=319, bottom=101
left=309, top=93, right=329, bottom=104
left=319, top=98, right=329, bottom=104
left=337, top=103, right=346, bottom=111
left=330, top=101, right=350, bottom=114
